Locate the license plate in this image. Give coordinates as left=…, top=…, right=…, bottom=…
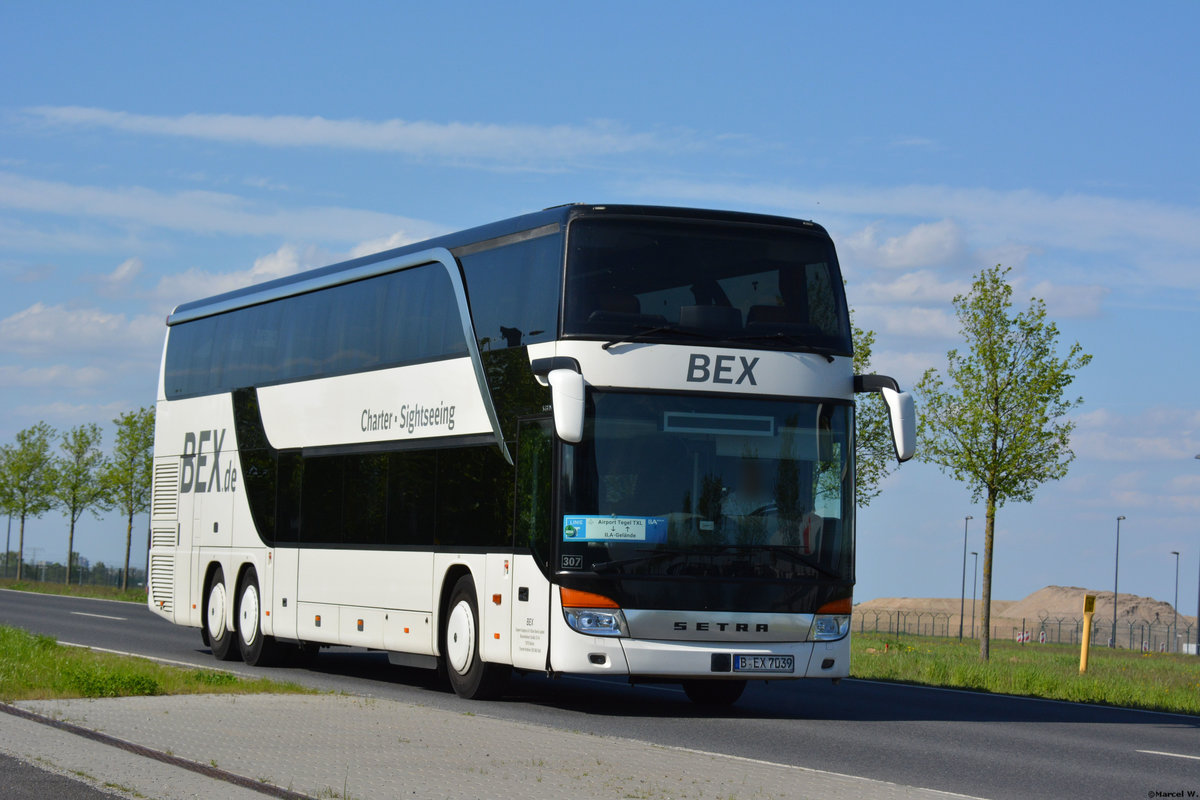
left=733, top=654, right=794, bottom=673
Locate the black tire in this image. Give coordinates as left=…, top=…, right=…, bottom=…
left=682, top=679, right=746, bottom=706
left=204, top=566, right=239, bottom=662
left=442, top=574, right=510, bottom=700
left=236, top=569, right=279, bottom=667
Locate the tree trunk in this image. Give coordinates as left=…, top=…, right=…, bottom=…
left=66, top=519, right=76, bottom=586
left=979, top=490, right=997, bottom=661
left=16, top=514, right=25, bottom=581
left=122, top=510, right=133, bottom=591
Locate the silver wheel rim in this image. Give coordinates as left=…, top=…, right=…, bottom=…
left=207, top=580, right=227, bottom=640
left=239, top=582, right=259, bottom=646
left=445, top=599, right=475, bottom=675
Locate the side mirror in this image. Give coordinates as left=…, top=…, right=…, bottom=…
left=854, top=374, right=916, bottom=463
left=547, top=368, right=585, bottom=444
left=880, top=387, right=916, bottom=463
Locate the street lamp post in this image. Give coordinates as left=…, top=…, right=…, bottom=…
left=1170, top=551, right=1180, bottom=653
left=1195, top=455, right=1199, bottom=657
left=959, top=515, right=973, bottom=640
left=970, top=551, right=979, bottom=639
left=1112, top=515, right=1125, bottom=648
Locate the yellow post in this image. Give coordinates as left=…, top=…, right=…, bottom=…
left=1079, top=594, right=1096, bottom=673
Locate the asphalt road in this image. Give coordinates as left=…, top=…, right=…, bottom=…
left=3, top=588, right=1198, bottom=800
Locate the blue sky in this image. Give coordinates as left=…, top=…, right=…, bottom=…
left=1, top=3, right=1198, bottom=613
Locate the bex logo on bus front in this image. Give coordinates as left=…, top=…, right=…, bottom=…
left=180, top=429, right=238, bottom=494
left=686, top=354, right=759, bottom=385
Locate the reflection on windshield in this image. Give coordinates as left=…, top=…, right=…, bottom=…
left=564, top=216, right=852, bottom=354
left=561, top=393, right=854, bottom=581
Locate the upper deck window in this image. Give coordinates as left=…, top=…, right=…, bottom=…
left=164, top=262, right=467, bottom=399
left=563, top=216, right=852, bottom=355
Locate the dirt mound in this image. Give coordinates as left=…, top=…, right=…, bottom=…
left=1005, top=585, right=1188, bottom=624
left=857, top=585, right=1193, bottom=625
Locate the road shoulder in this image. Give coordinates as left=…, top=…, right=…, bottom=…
left=12, top=693, right=982, bottom=800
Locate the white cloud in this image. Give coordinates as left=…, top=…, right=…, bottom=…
left=1071, top=407, right=1200, bottom=463
left=347, top=231, right=420, bottom=259
left=629, top=178, right=1200, bottom=290
left=149, top=233, right=423, bottom=310
left=9, top=400, right=134, bottom=428
left=1102, top=470, right=1200, bottom=513
left=0, top=364, right=111, bottom=389
left=107, top=257, right=142, bottom=283
left=843, top=220, right=968, bottom=270
left=867, top=306, right=960, bottom=340
left=0, top=302, right=162, bottom=358
left=1023, top=279, right=1108, bottom=319
left=0, top=171, right=444, bottom=244
left=864, top=348, right=943, bottom=387
left=27, top=106, right=690, bottom=165
left=149, top=243, right=322, bottom=309
left=854, top=270, right=968, bottom=306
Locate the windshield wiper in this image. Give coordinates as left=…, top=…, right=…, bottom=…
left=725, top=332, right=839, bottom=362
left=591, top=545, right=842, bottom=580
left=602, top=325, right=711, bottom=351
left=591, top=548, right=696, bottom=572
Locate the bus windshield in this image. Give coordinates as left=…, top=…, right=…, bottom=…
left=563, top=216, right=852, bottom=355
left=560, top=392, right=854, bottom=581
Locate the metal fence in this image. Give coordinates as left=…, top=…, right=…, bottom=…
left=1, top=553, right=145, bottom=589
left=853, top=608, right=1197, bottom=654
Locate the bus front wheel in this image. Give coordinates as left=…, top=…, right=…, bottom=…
left=204, top=566, right=238, bottom=661
left=442, top=574, right=510, bottom=700
left=682, top=679, right=746, bottom=706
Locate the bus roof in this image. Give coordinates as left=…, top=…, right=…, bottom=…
left=166, top=204, right=827, bottom=325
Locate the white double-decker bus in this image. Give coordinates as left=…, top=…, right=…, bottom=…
left=148, top=204, right=914, bottom=704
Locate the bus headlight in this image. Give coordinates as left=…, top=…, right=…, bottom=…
left=560, top=587, right=628, bottom=637
left=563, top=608, right=629, bottom=637
left=811, top=615, right=850, bottom=641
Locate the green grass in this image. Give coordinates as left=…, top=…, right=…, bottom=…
left=851, top=632, right=1200, bottom=716
left=0, top=577, right=147, bottom=604
left=0, top=625, right=313, bottom=702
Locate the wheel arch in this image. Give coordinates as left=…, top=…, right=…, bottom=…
left=436, top=563, right=475, bottom=658
left=201, top=560, right=227, bottom=627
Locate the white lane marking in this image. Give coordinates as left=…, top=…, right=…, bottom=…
left=69, top=611, right=127, bottom=621
left=655, top=742, right=989, bottom=799
left=1137, top=749, right=1200, bottom=761
left=57, top=641, right=236, bottom=673
left=0, top=586, right=143, bottom=607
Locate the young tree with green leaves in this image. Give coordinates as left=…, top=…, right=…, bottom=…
left=916, top=265, right=1091, bottom=661
left=52, top=423, right=109, bottom=585
left=0, top=452, right=13, bottom=577
left=104, top=406, right=155, bottom=591
left=851, top=313, right=896, bottom=508
left=1, top=422, right=57, bottom=580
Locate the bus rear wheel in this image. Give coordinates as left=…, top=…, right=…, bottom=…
left=236, top=570, right=279, bottom=667
left=205, top=566, right=239, bottom=661
left=442, top=575, right=510, bottom=700
left=682, top=679, right=746, bottom=706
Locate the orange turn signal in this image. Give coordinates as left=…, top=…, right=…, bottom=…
left=817, top=597, right=852, bottom=614
left=560, top=587, right=619, bottom=608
